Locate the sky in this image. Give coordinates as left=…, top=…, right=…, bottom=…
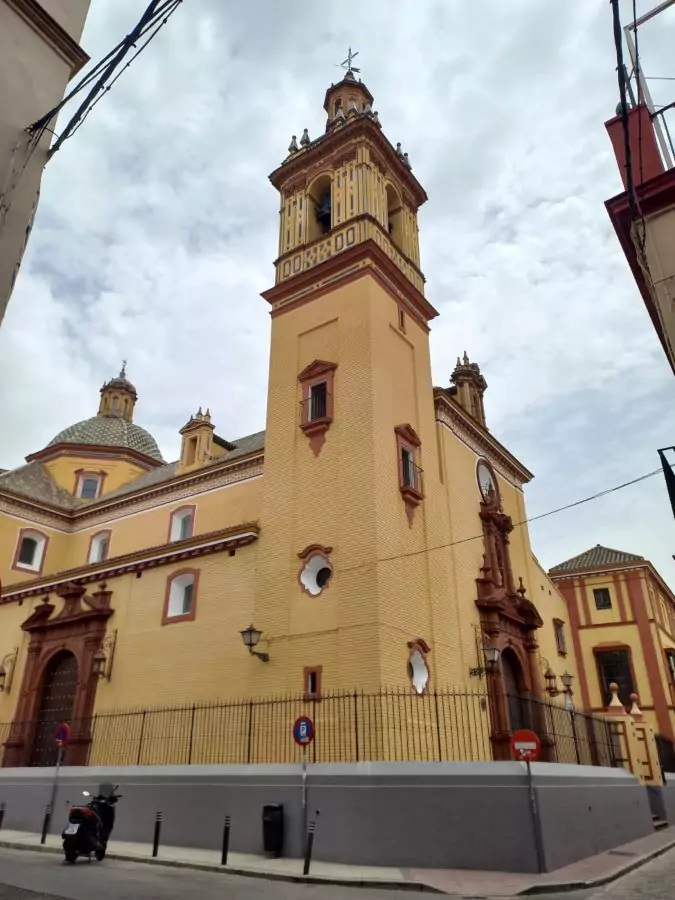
left=1, top=0, right=674, bottom=583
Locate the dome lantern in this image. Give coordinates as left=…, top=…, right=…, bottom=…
left=98, top=361, right=138, bottom=423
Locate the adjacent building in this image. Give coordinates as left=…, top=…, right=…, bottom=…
left=0, top=0, right=90, bottom=326
left=549, top=545, right=675, bottom=740
left=1, top=69, right=577, bottom=766
left=605, top=104, right=675, bottom=374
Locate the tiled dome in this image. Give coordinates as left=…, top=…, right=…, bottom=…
left=48, top=416, right=164, bottom=462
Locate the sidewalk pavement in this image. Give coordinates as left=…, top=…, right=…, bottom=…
left=0, top=827, right=674, bottom=896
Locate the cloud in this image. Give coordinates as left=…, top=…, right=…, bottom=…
left=1, top=0, right=674, bottom=584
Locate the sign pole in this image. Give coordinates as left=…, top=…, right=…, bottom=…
left=293, top=715, right=315, bottom=858
left=41, top=745, right=63, bottom=845
left=526, top=758, right=545, bottom=874
left=301, top=745, right=308, bottom=855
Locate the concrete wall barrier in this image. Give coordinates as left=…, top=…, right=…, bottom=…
left=0, top=762, right=653, bottom=873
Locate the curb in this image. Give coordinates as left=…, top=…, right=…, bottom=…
left=518, top=835, right=675, bottom=895
left=0, top=839, right=442, bottom=893
left=1, top=834, right=673, bottom=896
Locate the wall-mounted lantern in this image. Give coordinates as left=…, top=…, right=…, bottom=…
left=540, top=658, right=574, bottom=698
left=469, top=639, right=501, bottom=677
left=240, top=624, right=270, bottom=663
left=0, top=648, right=19, bottom=693
left=92, top=630, right=117, bottom=680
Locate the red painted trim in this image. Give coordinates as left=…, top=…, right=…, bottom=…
left=612, top=573, right=628, bottom=623
left=626, top=575, right=672, bottom=736
left=162, top=568, right=200, bottom=625
left=264, top=238, right=438, bottom=324
left=564, top=581, right=591, bottom=710
left=87, top=530, right=112, bottom=564
left=11, top=527, right=50, bottom=577
left=167, top=504, right=196, bottom=543
left=580, top=581, right=592, bottom=627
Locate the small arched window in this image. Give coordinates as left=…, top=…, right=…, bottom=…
left=112, top=396, right=119, bottom=414
left=88, top=531, right=111, bottom=564
left=169, top=506, right=195, bottom=542
left=13, top=528, right=49, bottom=574
left=163, top=570, right=199, bottom=624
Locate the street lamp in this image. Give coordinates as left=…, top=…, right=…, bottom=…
left=0, top=649, right=19, bottom=693
left=91, top=631, right=117, bottom=680
left=469, top=640, right=501, bottom=677
left=240, top=625, right=270, bottom=663
left=540, top=659, right=574, bottom=698
left=482, top=643, right=501, bottom=668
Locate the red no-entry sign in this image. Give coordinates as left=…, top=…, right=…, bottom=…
left=53, top=722, right=70, bottom=748
left=511, top=729, right=540, bottom=762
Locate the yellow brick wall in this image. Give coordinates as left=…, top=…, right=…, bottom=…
left=0, top=510, right=70, bottom=584
left=44, top=455, right=148, bottom=498
left=62, top=476, right=262, bottom=570
left=93, top=543, right=260, bottom=712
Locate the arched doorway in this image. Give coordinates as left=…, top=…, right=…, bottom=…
left=501, top=648, right=531, bottom=734
left=29, top=651, right=78, bottom=767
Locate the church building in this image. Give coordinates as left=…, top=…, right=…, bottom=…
left=0, top=67, right=575, bottom=766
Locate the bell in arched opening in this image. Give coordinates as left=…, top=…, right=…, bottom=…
left=316, top=189, right=332, bottom=234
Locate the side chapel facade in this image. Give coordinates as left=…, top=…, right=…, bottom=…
left=0, top=70, right=574, bottom=766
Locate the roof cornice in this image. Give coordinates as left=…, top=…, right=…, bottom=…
left=26, top=442, right=164, bottom=469
left=433, top=390, right=533, bottom=485
left=0, top=523, right=260, bottom=602
left=6, top=0, right=89, bottom=76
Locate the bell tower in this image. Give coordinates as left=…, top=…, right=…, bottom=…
left=262, top=64, right=434, bottom=324
left=253, top=58, right=441, bottom=696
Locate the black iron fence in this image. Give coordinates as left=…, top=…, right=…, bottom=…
left=0, top=689, right=618, bottom=769
left=510, top=695, right=619, bottom=768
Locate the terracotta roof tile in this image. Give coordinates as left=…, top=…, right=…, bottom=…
left=549, top=545, right=644, bottom=574
left=0, top=462, right=77, bottom=510
left=0, top=431, right=266, bottom=511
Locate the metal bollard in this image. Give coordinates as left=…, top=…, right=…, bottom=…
left=302, top=810, right=320, bottom=876
left=221, top=815, right=231, bottom=866
left=152, top=811, right=162, bottom=858
left=0, top=802, right=5, bottom=832
left=40, top=804, right=52, bottom=846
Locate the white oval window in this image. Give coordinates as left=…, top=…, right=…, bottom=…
left=300, top=554, right=333, bottom=596
left=407, top=648, right=429, bottom=695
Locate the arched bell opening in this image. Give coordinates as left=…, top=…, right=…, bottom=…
left=307, top=174, right=333, bottom=242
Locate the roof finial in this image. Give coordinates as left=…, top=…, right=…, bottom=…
left=120, top=359, right=127, bottom=378
left=338, top=46, right=360, bottom=75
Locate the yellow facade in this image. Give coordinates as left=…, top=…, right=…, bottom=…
left=0, top=69, right=583, bottom=767
left=550, top=549, right=675, bottom=740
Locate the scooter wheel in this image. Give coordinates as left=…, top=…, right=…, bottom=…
left=95, top=846, right=106, bottom=861
left=64, top=849, right=78, bottom=864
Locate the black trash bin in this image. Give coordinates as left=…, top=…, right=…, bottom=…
left=262, top=803, right=284, bottom=858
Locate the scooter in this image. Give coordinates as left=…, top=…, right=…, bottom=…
left=62, top=783, right=121, bottom=864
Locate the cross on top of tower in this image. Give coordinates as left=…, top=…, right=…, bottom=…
left=338, top=47, right=360, bottom=74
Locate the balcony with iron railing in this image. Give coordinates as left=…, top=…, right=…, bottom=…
left=400, top=455, right=424, bottom=501
left=300, top=389, right=332, bottom=436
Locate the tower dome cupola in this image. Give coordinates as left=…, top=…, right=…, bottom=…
left=98, top=361, right=138, bottom=423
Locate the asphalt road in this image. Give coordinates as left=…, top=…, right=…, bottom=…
left=0, top=845, right=674, bottom=900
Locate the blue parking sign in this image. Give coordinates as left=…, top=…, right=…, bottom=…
left=293, top=715, right=314, bottom=746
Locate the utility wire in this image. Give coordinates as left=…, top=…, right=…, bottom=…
left=66, top=1, right=183, bottom=144
left=47, top=0, right=183, bottom=157
left=336, top=468, right=663, bottom=576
